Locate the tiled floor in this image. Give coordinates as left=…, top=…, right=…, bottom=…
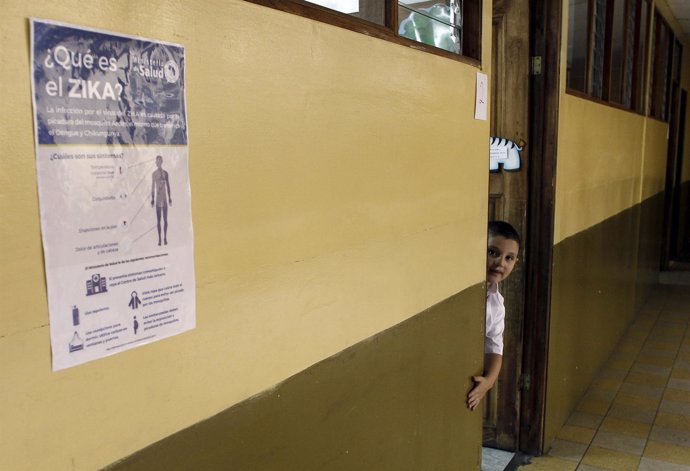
left=518, top=279, right=690, bottom=471
left=482, top=447, right=515, bottom=471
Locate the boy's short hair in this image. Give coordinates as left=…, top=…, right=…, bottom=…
left=488, top=220, right=521, bottom=248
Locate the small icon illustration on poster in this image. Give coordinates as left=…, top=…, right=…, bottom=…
left=72, top=305, right=80, bottom=326
left=129, top=291, right=141, bottom=310
left=133, top=316, right=139, bottom=335
left=164, top=60, right=180, bottom=83
left=69, top=332, right=84, bottom=353
left=151, top=155, right=172, bottom=246
left=86, top=274, right=108, bottom=296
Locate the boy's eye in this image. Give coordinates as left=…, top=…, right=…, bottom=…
left=488, top=249, right=497, bottom=256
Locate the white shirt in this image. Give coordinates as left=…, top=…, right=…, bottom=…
left=485, top=283, right=505, bottom=355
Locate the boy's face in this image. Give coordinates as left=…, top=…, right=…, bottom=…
left=486, top=235, right=519, bottom=285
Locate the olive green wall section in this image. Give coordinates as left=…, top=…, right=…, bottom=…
left=635, top=194, right=665, bottom=309
left=544, top=192, right=666, bottom=447
left=545, top=205, right=643, bottom=447
left=105, top=285, right=485, bottom=471
left=636, top=118, right=671, bottom=308
left=0, top=1, right=492, bottom=470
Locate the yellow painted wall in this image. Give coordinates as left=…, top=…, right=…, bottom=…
left=0, top=1, right=492, bottom=470
left=553, top=99, right=646, bottom=243
left=642, top=119, right=671, bottom=200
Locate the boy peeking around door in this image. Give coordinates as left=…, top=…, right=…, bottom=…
left=467, top=221, right=521, bottom=411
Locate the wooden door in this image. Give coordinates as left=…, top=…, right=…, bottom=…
left=671, top=89, right=688, bottom=261
left=662, top=71, right=688, bottom=268
left=661, top=38, right=687, bottom=268
left=484, top=0, right=530, bottom=451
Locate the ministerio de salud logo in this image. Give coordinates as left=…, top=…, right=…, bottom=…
left=164, top=60, right=180, bottom=84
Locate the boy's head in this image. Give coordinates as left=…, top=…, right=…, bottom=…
left=486, top=220, right=520, bottom=285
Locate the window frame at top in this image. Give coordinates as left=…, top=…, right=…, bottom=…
left=648, top=10, right=678, bottom=122
left=565, top=0, right=651, bottom=115
left=244, top=0, right=483, bottom=65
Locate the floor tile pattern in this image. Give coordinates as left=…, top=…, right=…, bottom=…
left=518, top=283, right=690, bottom=470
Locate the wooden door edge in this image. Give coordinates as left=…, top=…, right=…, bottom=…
left=519, top=0, right=562, bottom=455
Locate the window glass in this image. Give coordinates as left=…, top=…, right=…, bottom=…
left=305, top=0, right=386, bottom=24
left=398, top=0, right=463, bottom=54
left=621, top=0, right=636, bottom=108
left=650, top=13, right=671, bottom=119
left=633, top=0, right=649, bottom=112
left=610, top=0, right=626, bottom=104
left=245, top=0, right=482, bottom=62
left=591, top=0, right=608, bottom=98
left=567, top=0, right=589, bottom=92
left=306, top=0, right=358, bottom=12
left=565, top=0, right=657, bottom=114
left=648, top=15, right=655, bottom=115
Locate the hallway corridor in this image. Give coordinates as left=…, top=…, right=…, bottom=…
left=518, top=275, right=690, bottom=470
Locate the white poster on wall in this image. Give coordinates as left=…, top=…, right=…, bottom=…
left=30, top=18, right=196, bottom=371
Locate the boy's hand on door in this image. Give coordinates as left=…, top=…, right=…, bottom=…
left=467, top=375, right=493, bottom=411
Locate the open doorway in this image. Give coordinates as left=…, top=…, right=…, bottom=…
left=661, top=76, right=689, bottom=269
left=482, top=0, right=561, bottom=464
left=484, top=0, right=529, bottom=454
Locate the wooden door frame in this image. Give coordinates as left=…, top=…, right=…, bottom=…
left=671, top=89, right=688, bottom=260
left=661, top=83, right=687, bottom=268
left=486, top=0, right=531, bottom=451
left=518, top=0, right=562, bottom=455
left=669, top=87, right=687, bottom=262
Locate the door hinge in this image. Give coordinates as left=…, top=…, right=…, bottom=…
left=530, top=56, right=542, bottom=76
left=520, top=372, right=531, bottom=391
